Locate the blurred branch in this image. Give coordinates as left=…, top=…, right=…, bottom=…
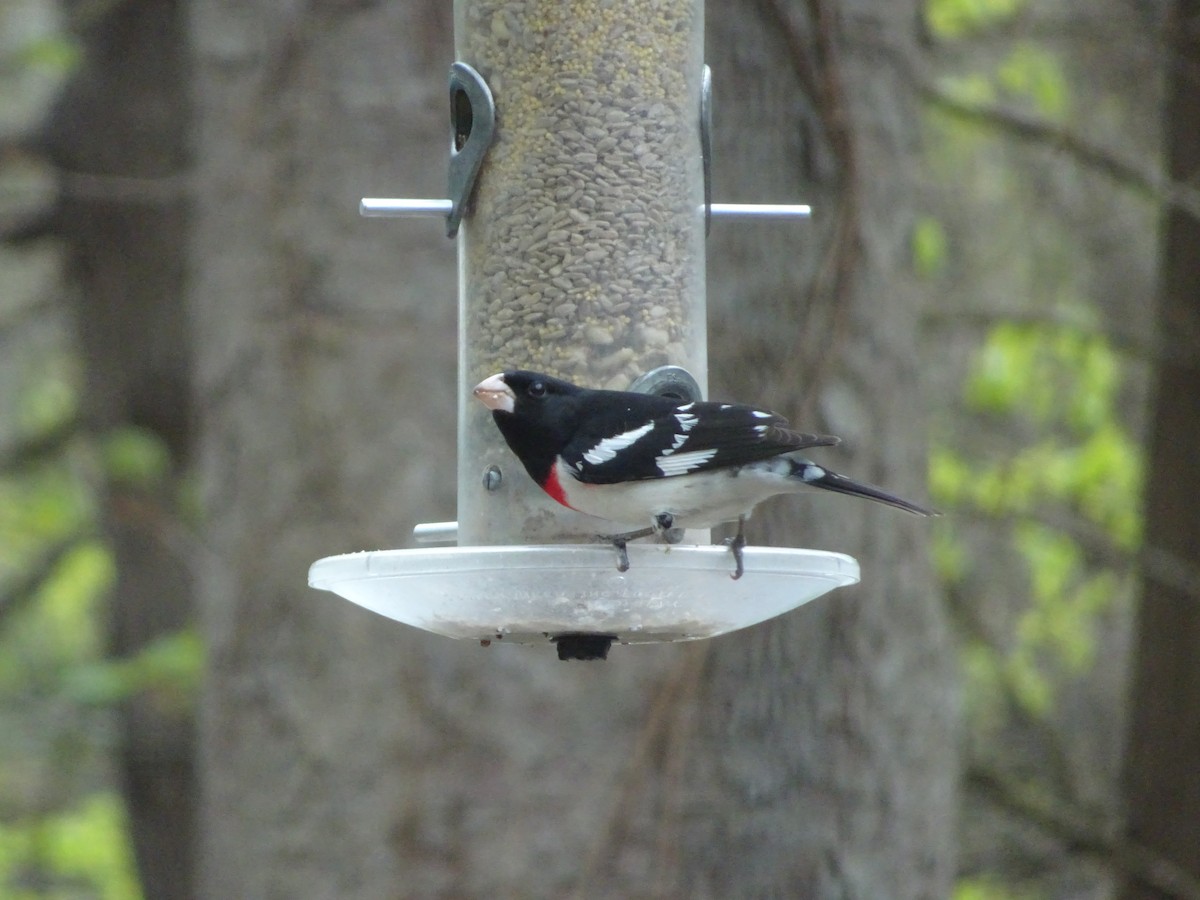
left=0, top=418, right=80, bottom=471
left=947, top=544, right=1200, bottom=897
left=1137, top=541, right=1200, bottom=606
left=0, top=292, right=64, bottom=343
left=922, top=306, right=1200, bottom=368
left=757, top=0, right=862, bottom=422
left=0, top=534, right=85, bottom=628
left=924, top=14, right=1168, bottom=49
left=918, top=86, right=1197, bottom=215
left=1037, top=506, right=1200, bottom=605
left=0, top=208, right=58, bottom=246
left=757, top=0, right=820, bottom=109
left=950, top=504, right=1200, bottom=605
left=108, top=490, right=219, bottom=588
left=1, top=134, right=57, bottom=244
left=571, top=644, right=708, bottom=898
left=969, top=764, right=1200, bottom=900
left=58, top=169, right=192, bottom=206
left=943, top=580, right=1077, bottom=792
left=862, top=35, right=1200, bottom=221
left=651, top=645, right=706, bottom=897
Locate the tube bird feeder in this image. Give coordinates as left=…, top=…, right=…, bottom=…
left=308, top=0, right=858, bottom=659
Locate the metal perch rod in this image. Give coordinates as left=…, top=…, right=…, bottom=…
left=359, top=198, right=811, bottom=219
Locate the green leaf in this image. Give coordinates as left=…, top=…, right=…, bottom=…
left=102, top=426, right=172, bottom=488
left=17, top=356, right=78, bottom=439
left=13, top=36, right=82, bottom=75
left=954, top=875, right=1040, bottom=900
left=926, top=0, right=1027, bottom=39
left=962, top=641, right=1006, bottom=729
left=0, top=793, right=141, bottom=900
left=936, top=71, right=999, bottom=107
left=913, top=215, right=949, bottom=278
left=1005, top=648, right=1053, bottom=717
left=998, top=42, right=1069, bottom=119
left=35, top=540, right=114, bottom=661
left=932, top=524, right=968, bottom=584
left=64, top=628, right=204, bottom=709
left=964, top=322, right=1125, bottom=437
left=1073, top=423, right=1143, bottom=545
left=964, top=322, right=1032, bottom=416
left=944, top=315, right=1140, bottom=724
left=929, top=446, right=974, bottom=506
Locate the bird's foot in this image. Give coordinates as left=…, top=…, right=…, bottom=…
left=724, top=518, right=747, bottom=580
left=612, top=537, right=630, bottom=573
left=599, top=526, right=655, bottom=573
left=600, top=516, right=684, bottom=572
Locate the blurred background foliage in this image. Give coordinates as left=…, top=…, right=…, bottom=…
left=918, top=0, right=1163, bottom=895
left=2, top=6, right=194, bottom=895
left=0, top=0, right=1178, bottom=895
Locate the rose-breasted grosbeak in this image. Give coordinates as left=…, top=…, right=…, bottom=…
left=474, top=369, right=936, bottom=578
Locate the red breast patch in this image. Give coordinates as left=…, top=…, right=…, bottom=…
left=541, top=464, right=576, bottom=510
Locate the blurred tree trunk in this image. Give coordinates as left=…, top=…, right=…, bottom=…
left=187, top=4, right=681, bottom=897
left=44, top=2, right=196, bottom=897
left=189, top=1, right=957, bottom=897
left=1120, top=1, right=1200, bottom=896
left=687, top=1, right=960, bottom=895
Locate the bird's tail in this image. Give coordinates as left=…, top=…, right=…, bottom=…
left=789, top=460, right=938, bottom=516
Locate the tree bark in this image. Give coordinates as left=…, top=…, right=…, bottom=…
left=678, top=2, right=960, bottom=895
left=188, top=4, right=683, bottom=896
left=44, top=2, right=196, bottom=896
left=1120, top=2, right=1200, bottom=896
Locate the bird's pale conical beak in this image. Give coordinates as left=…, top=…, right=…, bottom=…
left=473, top=373, right=515, bottom=413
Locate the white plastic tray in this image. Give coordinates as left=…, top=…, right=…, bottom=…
left=308, top=544, right=859, bottom=646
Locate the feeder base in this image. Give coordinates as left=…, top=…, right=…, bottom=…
left=308, top=544, right=860, bottom=648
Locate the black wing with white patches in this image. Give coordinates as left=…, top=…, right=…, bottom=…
left=562, top=396, right=839, bottom=485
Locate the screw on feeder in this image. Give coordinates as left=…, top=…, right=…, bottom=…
left=482, top=465, right=502, bottom=491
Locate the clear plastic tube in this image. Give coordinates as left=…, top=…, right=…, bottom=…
left=455, top=0, right=707, bottom=544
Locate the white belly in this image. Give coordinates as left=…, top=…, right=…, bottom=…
left=553, top=457, right=801, bottom=531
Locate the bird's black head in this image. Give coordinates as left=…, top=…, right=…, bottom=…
left=474, top=370, right=584, bottom=414
left=473, top=370, right=586, bottom=481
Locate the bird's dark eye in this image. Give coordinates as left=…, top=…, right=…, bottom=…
left=528, top=381, right=546, bottom=398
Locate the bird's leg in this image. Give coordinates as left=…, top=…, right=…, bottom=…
left=599, top=514, right=681, bottom=572
left=724, top=516, right=747, bottom=580
left=653, top=512, right=685, bottom=545
left=598, top=526, right=656, bottom=572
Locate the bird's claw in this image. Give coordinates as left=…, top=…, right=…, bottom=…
left=600, top=528, right=652, bottom=572
left=612, top=538, right=631, bottom=573
left=724, top=529, right=746, bottom=580
left=600, top=515, right=686, bottom=573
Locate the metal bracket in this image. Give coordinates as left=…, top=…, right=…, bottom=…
left=359, top=64, right=810, bottom=229
left=701, top=65, right=713, bottom=236
left=698, top=64, right=811, bottom=231
left=446, top=61, right=496, bottom=238
left=414, top=521, right=458, bottom=544
left=361, top=198, right=812, bottom=222
left=630, top=365, right=703, bottom=403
